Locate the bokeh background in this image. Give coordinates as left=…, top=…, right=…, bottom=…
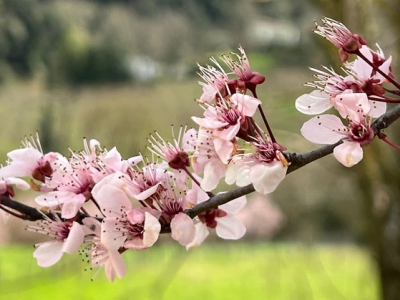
left=0, top=0, right=399, bottom=299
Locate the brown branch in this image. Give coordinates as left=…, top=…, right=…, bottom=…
left=1, top=103, right=400, bottom=223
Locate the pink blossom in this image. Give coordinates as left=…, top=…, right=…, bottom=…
left=82, top=218, right=126, bottom=282
left=0, top=177, right=30, bottom=198
left=93, top=184, right=161, bottom=250
left=226, top=135, right=288, bottom=194
left=0, top=147, right=59, bottom=183
left=190, top=127, right=227, bottom=191
left=27, top=212, right=84, bottom=267
left=192, top=93, right=260, bottom=164
left=35, top=158, right=93, bottom=219
left=187, top=195, right=247, bottom=249
left=301, top=107, right=375, bottom=167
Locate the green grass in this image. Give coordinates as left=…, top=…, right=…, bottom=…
left=0, top=243, right=378, bottom=300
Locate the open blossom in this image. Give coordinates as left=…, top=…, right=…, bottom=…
left=301, top=98, right=375, bottom=167
left=187, top=191, right=247, bottom=249
left=35, top=157, right=93, bottom=219
left=225, top=135, right=288, bottom=194
left=92, top=184, right=161, bottom=251
left=314, top=17, right=367, bottom=62
left=0, top=138, right=59, bottom=183
left=0, top=177, right=30, bottom=198
left=296, top=69, right=386, bottom=118
left=27, top=212, right=84, bottom=267
left=190, top=127, right=227, bottom=191
left=192, top=93, right=261, bottom=165
left=82, top=218, right=126, bottom=282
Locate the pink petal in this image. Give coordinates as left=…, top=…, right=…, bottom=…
left=191, top=116, right=228, bottom=129
left=295, top=90, right=332, bottom=115
left=333, top=141, right=363, bottom=167
left=171, top=212, right=196, bottom=246
left=186, top=223, right=209, bottom=250
left=200, top=158, right=226, bottom=191
left=143, top=212, right=161, bottom=247
left=231, top=94, right=261, bottom=117
left=332, top=93, right=370, bottom=119
left=61, top=194, right=86, bottom=219
left=225, top=155, right=254, bottom=186
left=220, top=195, right=247, bottom=214
left=101, top=218, right=126, bottom=250
left=126, top=209, right=145, bottom=225
left=133, top=182, right=162, bottom=201
left=62, top=222, right=84, bottom=254
left=375, top=56, right=392, bottom=82
left=94, top=185, right=132, bottom=217
left=217, top=120, right=241, bottom=141
left=107, top=250, right=126, bottom=280
left=33, top=241, right=64, bottom=267
left=182, top=128, right=198, bottom=152
left=216, top=215, right=246, bottom=240
left=7, top=177, right=30, bottom=190
left=35, top=191, right=77, bottom=207
left=7, top=148, right=43, bottom=166
left=0, top=162, right=35, bottom=178
left=301, top=115, right=346, bottom=144
left=368, top=100, right=386, bottom=118
left=249, top=161, right=287, bottom=194
left=214, top=138, right=233, bottom=164
left=104, top=147, right=124, bottom=171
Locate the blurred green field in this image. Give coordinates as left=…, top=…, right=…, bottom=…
left=0, top=243, right=378, bottom=300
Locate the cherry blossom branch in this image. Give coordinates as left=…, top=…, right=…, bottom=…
left=187, top=102, right=400, bottom=218
left=1, top=103, right=400, bottom=223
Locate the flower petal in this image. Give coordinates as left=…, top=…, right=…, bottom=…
left=171, top=212, right=196, bottom=246
left=333, top=141, right=363, bottom=167
left=301, top=115, right=346, bottom=144
left=143, top=212, right=161, bottom=247
left=295, top=90, right=332, bottom=115
left=62, top=222, right=84, bottom=254
left=216, top=215, right=246, bottom=240
left=33, top=241, right=64, bottom=267
left=249, top=161, right=287, bottom=194
left=61, top=194, right=86, bottom=219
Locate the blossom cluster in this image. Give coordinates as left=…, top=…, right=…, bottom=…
left=0, top=17, right=399, bottom=282
left=296, top=18, right=398, bottom=167
left=0, top=45, right=289, bottom=281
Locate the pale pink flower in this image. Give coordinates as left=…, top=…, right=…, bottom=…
left=35, top=158, right=93, bottom=219
left=82, top=218, right=126, bottom=282
left=93, top=184, right=161, bottom=250
left=192, top=93, right=260, bottom=164
left=187, top=195, right=247, bottom=249
left=226, top=135, right=288, bottom=194
left=314, top=17, right=367, bottom=62
left=301, top=104, right=375, bottom=167
left=0, top=177, right=30, bottom=198
left=27, top=212, right=84, bottom=267
left=190, top=127, right=227, bottom=191
left=147, top=126, right=194, bottom=188
left=152, top=184, right=196, bottom=246
left=0, top=136, right=60, bottom=183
